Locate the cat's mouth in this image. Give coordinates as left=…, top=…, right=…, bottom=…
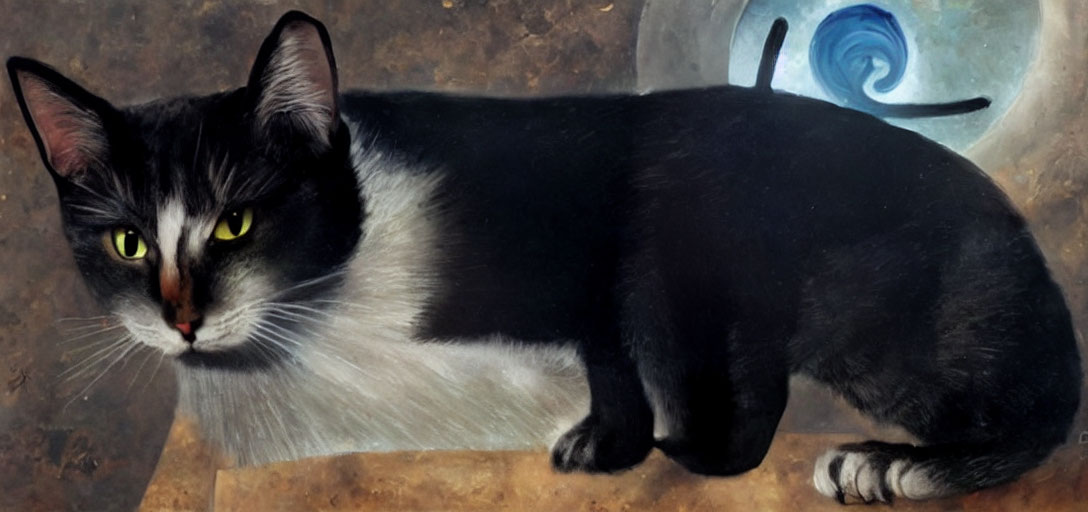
left=175, top=335, right=290, bottom=371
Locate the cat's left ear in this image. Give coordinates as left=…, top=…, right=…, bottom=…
left=7, top=57, right=116, bottom=181
left=247, top=11, right=340, bottom=150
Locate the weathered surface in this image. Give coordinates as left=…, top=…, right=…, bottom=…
left=211, top=435, right=1088, bottom=511
left=968, top=0, right=1088, bottom=443
left=138, top=416, right=227, bottom=512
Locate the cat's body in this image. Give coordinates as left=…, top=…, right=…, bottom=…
left=9, top=11, right=1081, bottom=504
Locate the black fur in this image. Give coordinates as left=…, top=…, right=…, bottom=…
left=337, top=82, right=1082, bottom=487
left=341, top=26, right=1080, bottom=491
left=755, top=18, right=789, bottom=91
left=8, top=10, right=1081, bottom=499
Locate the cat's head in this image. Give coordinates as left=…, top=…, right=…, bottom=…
left=8, top=11, right=362, bottom=369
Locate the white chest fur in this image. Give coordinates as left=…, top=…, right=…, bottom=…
left=175, top=134, right=590, bottom=466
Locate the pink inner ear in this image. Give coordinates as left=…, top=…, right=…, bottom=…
left=20, top=74, right=106, bottom=176
left=281, top=21, right=335, bottom=108
left=256, top=20, right=337, bottom=145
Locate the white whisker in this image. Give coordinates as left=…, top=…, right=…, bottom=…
left=250, top=324, right=304, bottom=349
left=248, top=336, right=288, bottom=366
left=140, top=351, right=167, bottom=394
left=59, top=337, right=130, bottom=379
left=263, top=302, right=338, bottom=319
left=259, top=308, right=327, bottom=331
left=126, top=346, right=157, bottom=394
left=306, top=299, right=369, bottom=310
left=58, top=322, right=116, bottom=334
left=55, top=314, right=113, bottom=323
left=58, top=323, right=125, bottom=344
left=67, top=203, right=120, bottom=218
left=62, top=332, right=124, bottom=351
left=62, top=338, right=140, bottom=411
left=268, top=271, right=347, bottom=300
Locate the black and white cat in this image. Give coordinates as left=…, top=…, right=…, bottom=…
left=8, top=11, right=1081, bottom=504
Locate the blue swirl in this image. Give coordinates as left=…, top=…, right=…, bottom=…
left=809, top=4, right=908, bottom=112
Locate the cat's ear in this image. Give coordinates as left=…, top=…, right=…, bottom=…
left=7, top=57, right=114, bottom=180
left=247, top=11, right=339, bottom=149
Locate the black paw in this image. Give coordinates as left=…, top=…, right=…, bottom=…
left=656, top=436, right=764, bottom=476
left=551, top=414, right=653, bottom=473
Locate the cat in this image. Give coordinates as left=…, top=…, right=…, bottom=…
left=7, top=10, right=1081, bottom=504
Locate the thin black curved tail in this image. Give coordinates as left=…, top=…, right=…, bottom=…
left=860, top=97, right=992, bottom=118
left=752, top=17, right=991, bottom=118
left=755, top=18, right=788, bottom=91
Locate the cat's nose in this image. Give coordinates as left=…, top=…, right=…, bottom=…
left=163, top=299, right=202, bottom=342
left=172, top=317, right=202, bottom=343
left=176, top=322, right=193, bottom=336
left=160, top=268, right=203, bottom=342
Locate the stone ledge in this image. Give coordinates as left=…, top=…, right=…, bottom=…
left=141, top=417, right=1088, bottom=511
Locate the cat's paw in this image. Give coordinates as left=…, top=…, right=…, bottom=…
left=813, top=446, right=939, bottom=504
left=655, top=436, right=764, bottom=476
left=551, top=414, right=653, bottom=473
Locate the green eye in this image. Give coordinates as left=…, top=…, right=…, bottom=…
left=213, top=208, right=254, bottom=241
left=112, top=228, right=148, bottom=260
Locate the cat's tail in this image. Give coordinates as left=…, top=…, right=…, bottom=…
left=755, top=13, right=992, bottom=118
left=847, top=97, right=992, bottom=119
left=812, top=438, right=1060, bottom=504
left=807, top=5, right=991, bottom=118
left=754, top=18, right=789, bottom=92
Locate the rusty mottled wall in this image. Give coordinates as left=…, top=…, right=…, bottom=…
left=967, top=0, right=1088, bottom=445
left=0, top=1, right=640, bottom=510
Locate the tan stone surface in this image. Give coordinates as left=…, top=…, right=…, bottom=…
left=210, top=434, right=1088, bottom=511
left=138, top=415, right=229, bottom=512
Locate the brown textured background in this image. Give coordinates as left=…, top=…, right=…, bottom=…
left=0, top=1, right=1085, bottom=511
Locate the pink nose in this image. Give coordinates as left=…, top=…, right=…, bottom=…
left=175, top=322, right=193, bottom=336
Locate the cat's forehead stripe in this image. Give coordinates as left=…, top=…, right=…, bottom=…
left=187, top=217, right=216, bottom=257
left=157, top=198, right=217, bottom=273
left=158, top=199, right=185, bottom=279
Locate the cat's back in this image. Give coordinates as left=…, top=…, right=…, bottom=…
left=342, top=85, right=1034, bottom=277
left=629, top=86, right=1026, bottom=253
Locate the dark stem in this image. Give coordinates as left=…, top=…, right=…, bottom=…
left=755, top=18, right=789, bottom=91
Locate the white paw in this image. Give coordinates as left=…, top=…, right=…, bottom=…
left=886, top=459, right=940, bottom=500
left=814, top=449, right=890, bottom=504
left=814, top=445, right=949, bottom=504
left=813, top=449, right=844, bottom=499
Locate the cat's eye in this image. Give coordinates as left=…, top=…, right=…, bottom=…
left=213, top=208, right=254, bottom=241
left=112, top=228, right=148, bottom=260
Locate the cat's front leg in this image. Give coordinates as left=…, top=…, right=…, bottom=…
left=551, top=342, right=654, bottom=473
left=651, top=320, right=790, bottom=476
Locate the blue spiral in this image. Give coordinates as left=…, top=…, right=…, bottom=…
left=809, top=4, right=908, bottom=112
